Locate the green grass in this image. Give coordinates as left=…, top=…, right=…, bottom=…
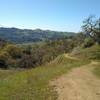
left=0, top=69, right=20, bottom=79
left=0, top=55, right=89, bottom=100
left=0, top=44, right=99, bottom=100
left=72, top=44, right=100, bottom=60
left=93, top=62, right=100, bottom=78
left=72, top=44, right=100, bottom=79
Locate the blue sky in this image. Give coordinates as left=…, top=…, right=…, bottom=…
left=0, top=0, right=100, bottom=32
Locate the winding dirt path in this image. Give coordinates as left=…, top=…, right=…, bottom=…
left=51, top=61, right=100, bottom=100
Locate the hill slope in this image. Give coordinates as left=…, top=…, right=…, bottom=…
left=0, top=45, right=99, bottom=100
left=52, top=61, right=100, bottom=100
left=0, top=27, right=75, bottom=43
left=0, top=55, right=88, bottom=100
left=51, top=45, right=100, bottom=100
left=71, top=44, right=100, bottom=60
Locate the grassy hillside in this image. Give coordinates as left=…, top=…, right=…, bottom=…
left=0, top=55, right=89, bottom=100
left=71, top=44, right=100, bottom=78
left=0, top=43, right=99, bottom=100
left=71, top=44, right=100, bottom=60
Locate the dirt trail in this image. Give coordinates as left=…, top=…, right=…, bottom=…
left=64, top=54, right=79, bottom=60
left=51, top=60, right=100, bottom=100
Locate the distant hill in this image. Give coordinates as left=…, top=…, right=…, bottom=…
left=0, top=27, right=75, bottom=43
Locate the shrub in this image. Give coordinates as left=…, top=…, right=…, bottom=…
left=0, top=51, right=9, bottom=68
left=83, top=38, right=95, bottom=48
left=4, top=45, right=22, bottom=59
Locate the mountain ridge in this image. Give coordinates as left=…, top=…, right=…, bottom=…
left=0, top=27, right=75, bottom=43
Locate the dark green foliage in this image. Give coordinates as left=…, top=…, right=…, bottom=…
left=0, top=51, right=9, bottom=68
left=83, top=37, right=95, bottom=48
left=23, top=45, right=32, bottom=55
left=4, top=45, right=22, bottom=59
left=0, top=38, right=7, bottom=48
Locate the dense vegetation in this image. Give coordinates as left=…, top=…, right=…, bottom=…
left=0, top=36, right=78, bottom=69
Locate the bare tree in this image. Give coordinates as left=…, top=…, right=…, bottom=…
left=82, top=16, right=100, bottom=44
